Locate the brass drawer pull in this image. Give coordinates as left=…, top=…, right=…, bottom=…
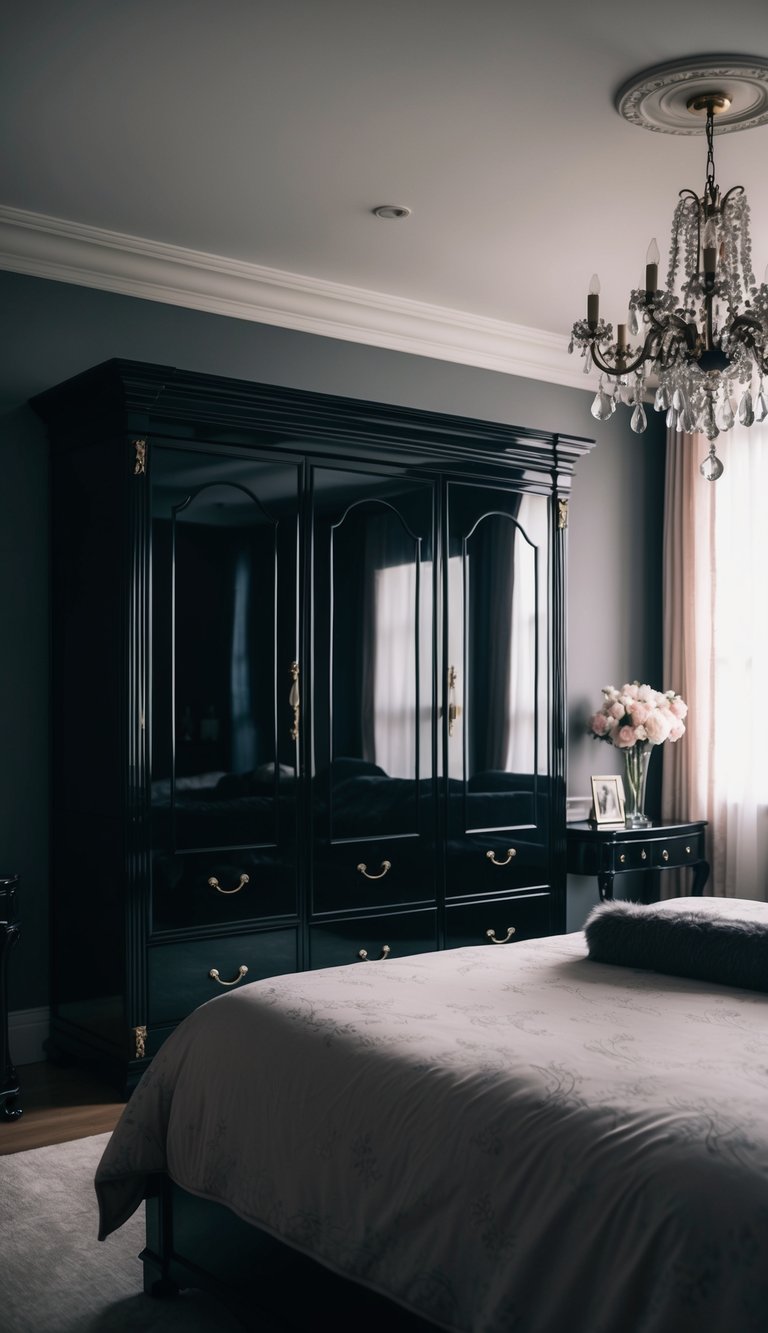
left=208, top=873, right=250, bottom=895
left=641, top=850, right=647, bottom=860
left=486, top=848, right=517, bottom=867
left=358, top=944, right=391, bottom=961
left=209, top=965, right=249, bottom=987
left=619, top=853, right=626, bottom=864
left=357, top=860, right=391, bottom=880
left=686, top=846, right=692, bottom=854
left=486, top=926, right=516, bottom=944
left=662, top=849, right=669, bottom=862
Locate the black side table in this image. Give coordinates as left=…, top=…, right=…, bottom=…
left=566, top=820, right=709, bottom=903
left=0, top=875, right=22, bottom=1121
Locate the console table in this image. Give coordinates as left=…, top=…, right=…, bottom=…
left=566, top=820, right=709, bottom=903
left=0, top=875, right=22, bottom=1121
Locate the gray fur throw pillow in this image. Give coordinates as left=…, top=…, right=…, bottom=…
left=584, top=900, right=768, bottom=992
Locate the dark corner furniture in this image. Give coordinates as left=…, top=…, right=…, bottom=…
left=0, top=874, right=22, bottom=1121
left=566, top=819, right=709, bottom=902
left=31, top=358, right=594, bottom=1094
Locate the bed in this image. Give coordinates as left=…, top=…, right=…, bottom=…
left=95, top=896, right=768, bottom=1333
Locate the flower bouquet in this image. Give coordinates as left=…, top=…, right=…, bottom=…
left=590, top=682, right=687, bottom=827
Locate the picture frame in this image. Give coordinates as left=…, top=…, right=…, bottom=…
left=590, top=774, right=625, bottom=826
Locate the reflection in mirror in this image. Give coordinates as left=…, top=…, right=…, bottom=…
left=448, top=494, right=548, bottom=827
left=330, top=501, right=425, bottom=838
left=151, top=479, right=288, bottom=850
left=174, top=483, right=276, bottom=786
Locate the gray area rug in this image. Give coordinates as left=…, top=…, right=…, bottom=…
left=0, top=1132, right=230, bottom=1332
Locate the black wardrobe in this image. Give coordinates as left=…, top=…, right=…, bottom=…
left=32, top=359, right=592, bottom=1090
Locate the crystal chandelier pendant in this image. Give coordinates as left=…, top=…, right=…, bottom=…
left=716, top=394, right=735, bottom=430
left=700, top=450, right=725, bottom=481
left=590, top=384, right=613, bottom=421
left=630, top=402, right=647, bottom=433
left=756, top=385, right=768, bottom=422
left=739, top=389, right=755, bottom=427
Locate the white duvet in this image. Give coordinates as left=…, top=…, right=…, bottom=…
left=96, top=898, right=768, bottom=1333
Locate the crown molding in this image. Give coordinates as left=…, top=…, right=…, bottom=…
left=0, top=204, right=587, bottom=390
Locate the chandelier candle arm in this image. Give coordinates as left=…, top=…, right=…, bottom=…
left=587, top=274, right=600, bottom=327
left=645, top=238, right=660, bottom=294
left=571, top=60, right=768, bottom=478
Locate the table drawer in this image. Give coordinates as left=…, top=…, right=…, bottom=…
left=310, top=908, right=438, bottom=970
left=651, top=832, right=705, bottom=869
left=148, top=926, right=298, bottom=1025
left=445, top=892, right=552, bottom=950
left=611, top=842, right=652, bottom=870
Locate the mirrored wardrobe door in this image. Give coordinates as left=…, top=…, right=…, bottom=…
left=310, top=466, right=436, bottom=915
left=445, top=482, right=551, bottom=898
left=150, top=448, right=300, bottom=929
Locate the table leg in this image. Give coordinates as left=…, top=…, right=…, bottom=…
left=598, top=872, right=615, bottom=902
left=692, top=860, right=710, bottom=896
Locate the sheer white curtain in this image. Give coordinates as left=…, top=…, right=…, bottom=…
left=663, top=424, right=768, bottom=899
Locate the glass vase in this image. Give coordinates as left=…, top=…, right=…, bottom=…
left=623, top=742, right=653, bottom=829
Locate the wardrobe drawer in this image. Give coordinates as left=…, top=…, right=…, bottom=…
left=312, top=839, right=435, bottom=915
left=310, top=908, right=438, bottom=970
left=148, top=927, right=298, bottom=1025
left=445, top=892, right=552, bottom=950
left=152, top=849, right=297, bottom=931
left=445, top=835, right=547, bottom=901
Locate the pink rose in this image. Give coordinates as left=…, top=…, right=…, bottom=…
left=645, top=710, right=672, bottom=744
left=628, top=700, right=650, bottom=724
left=668, top=719, right=686, bottom=741
left=591, top=712, right=610, bottom=737
left=609, top=701, right=624, bottom=719
left=614, top=724, right=638, bottom=748
left=670, top=697, right=688, bottom=719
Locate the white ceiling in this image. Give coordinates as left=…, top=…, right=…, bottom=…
left=2, top=0, right=768, bottom=381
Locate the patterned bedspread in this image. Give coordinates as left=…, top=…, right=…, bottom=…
left=96, top=898, right=768, bottom=1333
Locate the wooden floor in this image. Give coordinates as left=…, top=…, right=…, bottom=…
left=0, top=1061, right=125, bottom=1155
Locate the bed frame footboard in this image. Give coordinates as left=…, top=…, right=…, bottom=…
left=140, top=1173, right=439, bottom=1332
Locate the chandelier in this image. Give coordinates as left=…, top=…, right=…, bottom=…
left=570, top=58, right=768, bottom=480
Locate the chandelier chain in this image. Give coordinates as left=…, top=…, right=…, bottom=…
left=705, top=104, right=717, bottom=205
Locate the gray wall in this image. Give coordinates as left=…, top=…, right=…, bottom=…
left=0, top=269, right=664, bottom=1012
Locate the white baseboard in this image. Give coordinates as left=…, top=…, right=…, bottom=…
left=9, top=1006, right=50, bottom=1065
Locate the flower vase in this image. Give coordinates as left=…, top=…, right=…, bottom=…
left=623, top=743, right=653, bottom=829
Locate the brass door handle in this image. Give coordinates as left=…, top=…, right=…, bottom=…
left=486, top=927, right=516, bottom=944
left=357, top=860, right=391, bottom=880
left=289, top=661, right=300, bottom=742
left=358, top=944, right=391, bottom=961
left=208, top=873, right=250, bottom=895
left=486, top=848, right=516, bottom=866
left=447, top=665, right=461, bottom=737
left=209, top=965, right=249, bottom=986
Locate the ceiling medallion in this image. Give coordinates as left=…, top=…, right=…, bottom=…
left=615, top=55, right=768, bottom=135
left=571, top=57, right=768, bottom=480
